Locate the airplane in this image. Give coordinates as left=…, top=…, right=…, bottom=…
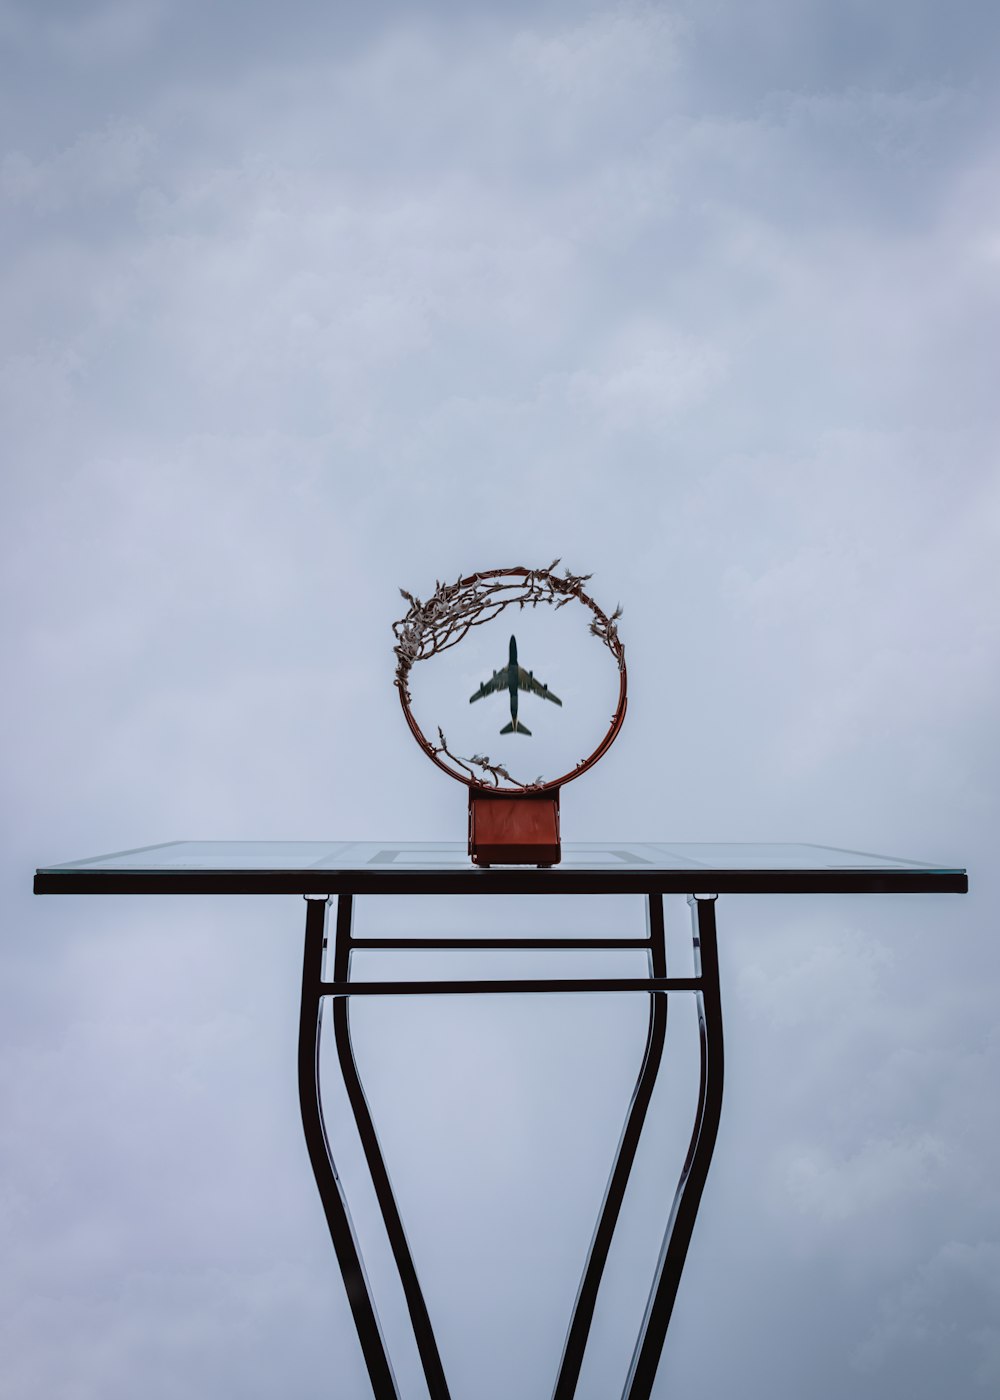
left=469, top=634, right=562, bottom=735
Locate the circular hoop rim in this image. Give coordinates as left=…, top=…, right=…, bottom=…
left=396, top=566, right=627, bottom=793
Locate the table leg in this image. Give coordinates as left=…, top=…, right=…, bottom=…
left=552, top=893, right=669, bottom=1400
left=622, top=894, right=725, bottom=1400
left=331, top=895, right=452, bottom=1400
left=298, top=895, right=400, bottom=1398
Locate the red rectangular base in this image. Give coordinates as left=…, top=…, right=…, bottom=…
left=468, top=788, right=561, bottom=867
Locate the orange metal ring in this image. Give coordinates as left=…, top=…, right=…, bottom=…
left=397, top=566, right=627, bottom=793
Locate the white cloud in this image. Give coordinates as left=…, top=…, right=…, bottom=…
left=855, top=1241, right=1000, bottom=1387
left=545, top=320, right=727, bottom=430
left=46, top=0, right=164, bottom=66
left=1, top=121, right=154, bottom=211
left=782, top=1132, right=954, bottom=1226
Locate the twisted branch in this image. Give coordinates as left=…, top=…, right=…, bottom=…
left=393, top=561, right=623, bottom=694
left=434, top=730, right=544, bottom=791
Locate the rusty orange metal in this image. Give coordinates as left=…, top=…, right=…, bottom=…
left=468, top=786, right=561, bottom=867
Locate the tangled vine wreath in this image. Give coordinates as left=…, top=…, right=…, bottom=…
left=393, top=562, right=626, bottom=792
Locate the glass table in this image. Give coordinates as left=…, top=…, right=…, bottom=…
left=34, top=842, right=967, bottom=1399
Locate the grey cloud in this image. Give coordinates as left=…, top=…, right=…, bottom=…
left=3, top=2, right=998, bottom=1397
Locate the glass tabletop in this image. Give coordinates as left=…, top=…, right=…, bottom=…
left=34, top=841, right=967, bottom=896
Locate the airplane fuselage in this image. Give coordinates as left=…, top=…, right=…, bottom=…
left=507, top=634, right=519, bottom=725
left=468, top=633, right=559, bottom=734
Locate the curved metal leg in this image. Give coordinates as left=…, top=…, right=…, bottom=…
left=332, top=895, right=452, bottom=1400
left=301, top=891, right=723, bottom=1400
left=551, top=894, right=669, bottom=1400
left=622, top=895, right=725, bottom=1400
left=298, top=896, right=400, bottom=1399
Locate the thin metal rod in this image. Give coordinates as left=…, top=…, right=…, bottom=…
left=622, top=895, right=725, bottom=1400
left=332, top=896, right=453, bottom=1400
left=318, top=978, right=700, bottom=997
left=349, top=937, right=653, bottom=950
left=296, top=897, right=399, bottom=1398
left=552, top=894, right=670, bottom=1400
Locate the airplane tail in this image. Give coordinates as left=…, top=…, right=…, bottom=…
left=500, top=720, right=532, bottom=735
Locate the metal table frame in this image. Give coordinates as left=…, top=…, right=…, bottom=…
left=299, top=890, right=719, bottom=1400
left=35, top=843, right=967, bottom=1399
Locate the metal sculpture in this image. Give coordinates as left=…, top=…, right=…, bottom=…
left=393, top=564, right=627, bottom=865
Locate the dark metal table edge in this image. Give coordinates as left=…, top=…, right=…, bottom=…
left=33, top=867, right=969, bottom=896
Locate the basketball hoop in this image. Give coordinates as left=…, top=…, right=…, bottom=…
left=393, top=563, right=627, bottom=864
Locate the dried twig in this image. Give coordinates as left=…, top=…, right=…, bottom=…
left=433, top=729, right=543, bottom=791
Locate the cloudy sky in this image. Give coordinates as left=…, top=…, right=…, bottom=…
left=2, top=0, right=998, bottom=1395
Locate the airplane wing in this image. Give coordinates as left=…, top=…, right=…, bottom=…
left=517, top=666, right=562, bottom=706
left=469, top=668, right=509, bottom=703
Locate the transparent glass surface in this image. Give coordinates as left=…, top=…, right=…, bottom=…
left=38, top=840, right=961, bottom=873
left=352, top=894, right=646, bottom=939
